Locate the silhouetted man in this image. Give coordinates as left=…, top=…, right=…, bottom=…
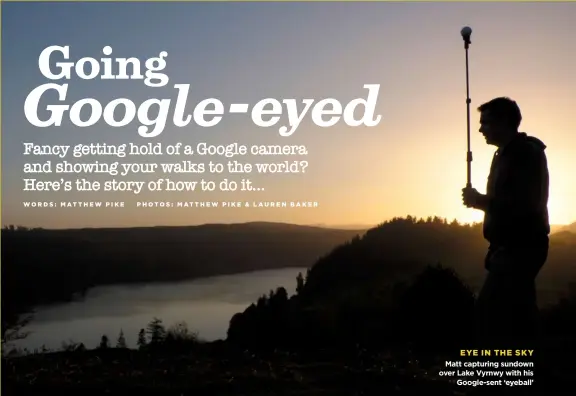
left=462, top=97, right=550, bottom=347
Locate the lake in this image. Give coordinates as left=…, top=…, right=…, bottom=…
left=12, top=267, right=307, bottom=352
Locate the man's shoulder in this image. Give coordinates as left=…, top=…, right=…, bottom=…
left=507, top=134, right=547, bottom=159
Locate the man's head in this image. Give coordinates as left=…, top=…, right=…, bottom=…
left=477, top=97, right=522, bottom=146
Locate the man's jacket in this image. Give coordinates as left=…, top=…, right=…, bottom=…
left=483, top=132, right=550, bottom=248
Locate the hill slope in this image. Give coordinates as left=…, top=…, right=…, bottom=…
left=1, top=222, right=364, bottom=314
left=225, top=217, right=576, bottom=359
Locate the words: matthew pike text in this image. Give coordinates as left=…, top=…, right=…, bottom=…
left=23, top=201, right=125, bottom=208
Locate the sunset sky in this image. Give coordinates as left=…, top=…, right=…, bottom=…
left=2, top=1, right=575, bottom=229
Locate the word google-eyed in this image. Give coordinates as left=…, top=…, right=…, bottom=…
left=24, top=46, right=383, bottom=138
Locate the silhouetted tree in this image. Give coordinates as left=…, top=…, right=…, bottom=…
left=1, top=310, right=32, bottom=348
left=146, top=317, right=166, bottom=344
left=99, top=334, right=110, bottom=349
left=256, top=294, right=268, bottom=309
left=61, top=340, right=85, bottom=352
left=164, top=321, right=199, bottom=352
left=116, top=329, right=127, bottom=348
left=270, top=287, right=289, bottom=307
left=296, top=272, right=305, bottom=295
left=137, top=329, right=147, bottom=349
left=167, top=321, right=195, bottom=340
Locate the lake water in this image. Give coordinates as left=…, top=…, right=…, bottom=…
left=12, top=267, right=307, bottom=352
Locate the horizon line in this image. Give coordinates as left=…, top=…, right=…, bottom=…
left=1, top=216, right=525, bottom=232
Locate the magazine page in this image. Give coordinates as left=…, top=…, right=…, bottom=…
left=2, top=1, right=574, bottom=395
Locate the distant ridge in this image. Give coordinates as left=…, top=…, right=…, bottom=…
left=559, top=222, right=576, bottom=234
left=5, top=221, right=369, bottom=232
left=6, top=220, right=574, bottom=234
left=308, top=223, right=374, bottom=231
left=551, top=222, right=576, bottom=234
left=63, top=221, right=373, bottom=232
